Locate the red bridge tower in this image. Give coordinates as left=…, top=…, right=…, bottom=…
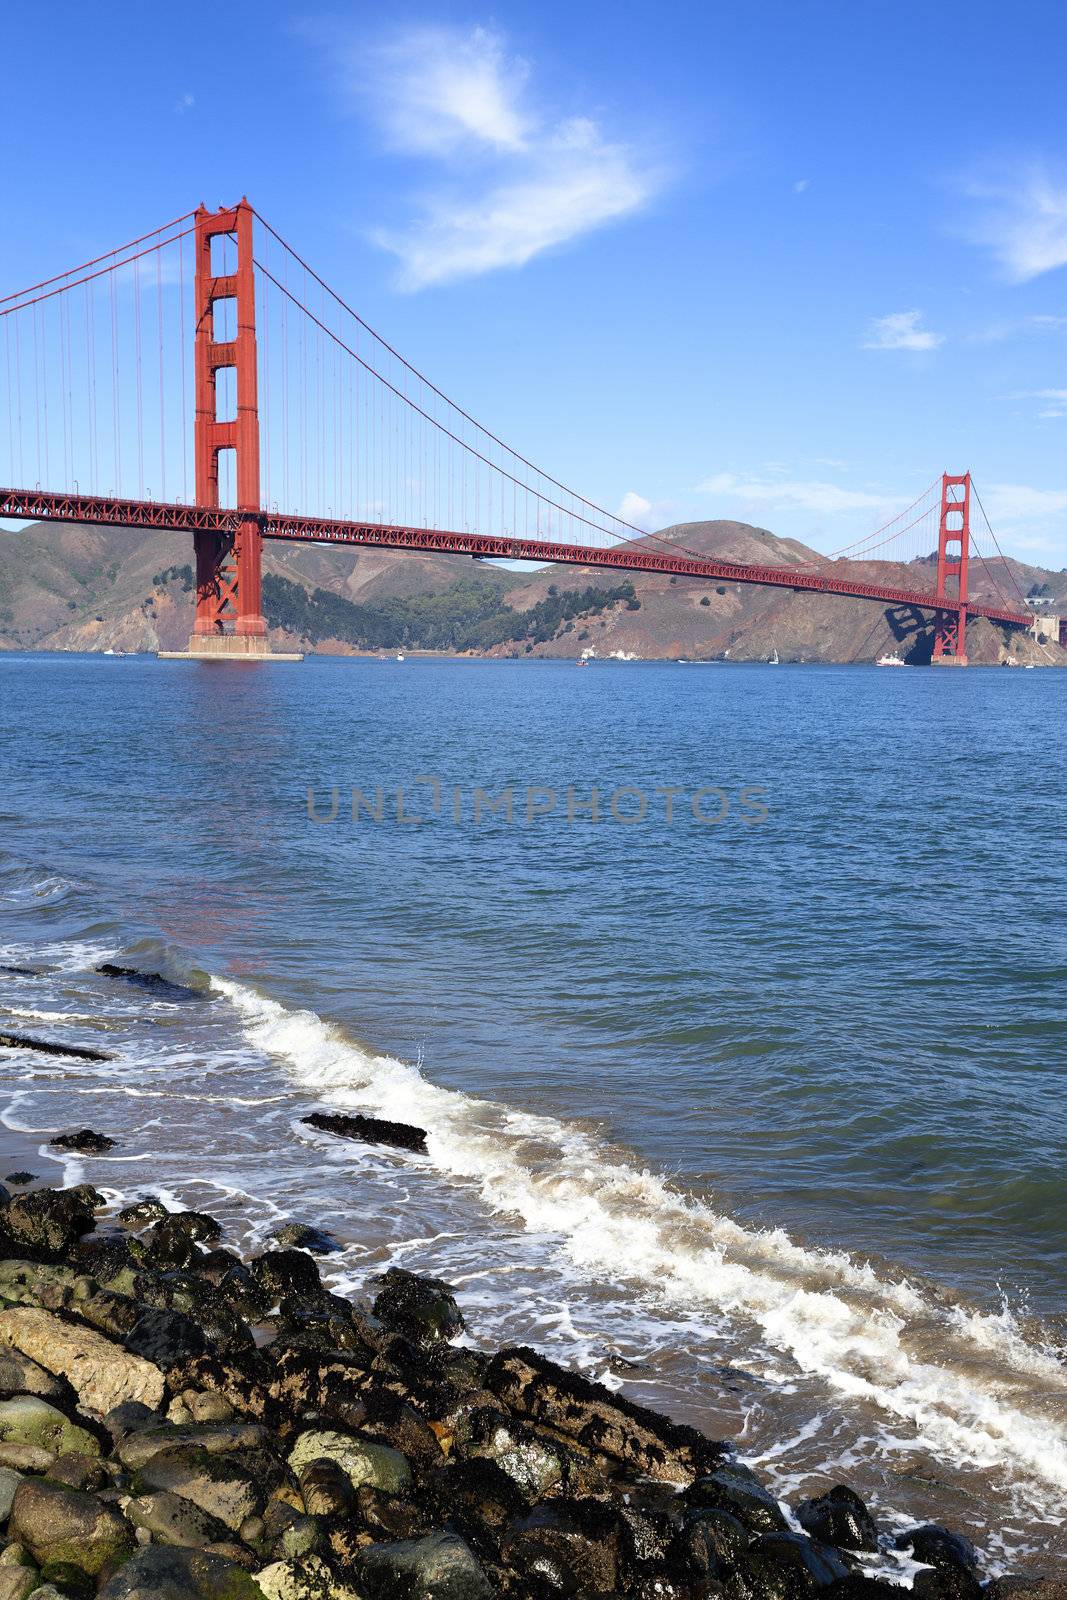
left=932, top=473, right=971, bottom=667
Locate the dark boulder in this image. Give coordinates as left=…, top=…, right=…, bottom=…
left=754, top=1531, right=851, bottom=1586
left=359, top=1529, right=493, bottom=1600
left=683, top=1461, right=787, bottom=1533
left=4, top=1171, right=36, bottom=1185
left=50, top=1129, right=116, bottom=1154
left=984, top=1581, right=1067, bottom=1600
left=0, top=1186, right=95, bottom=1259
left=796, top=1485, right=880, bottom=1551
left=271, top=1222, right=339, bottom=1254
left=125, top=1307, right=210, bottom=1369
left=147, top=1213, right=220, bottom=1268
left=303, top=1108, right=428, bottom=1153
left=103, top=1400, right=163, bottom=1444
left=0, top=964, right=40, bottom=978
left=95, top=963, right=200, bottom=1000
left=0, top=1029, right=112, bottom=1062
left=674, top=1506, right=749, bottom=1577
left=9, top=1477, right=134, bottom=1579
left=251, top=1248, right=322, bottom=1300
left=372, top=1267, right=464, bottom=1346
left=297, top=1454, right=357, bottom=1518
left=896, top=1524, right=979, bottom=1575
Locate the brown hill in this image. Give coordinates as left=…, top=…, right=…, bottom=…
left=0, top=516, right=1062, bottom=665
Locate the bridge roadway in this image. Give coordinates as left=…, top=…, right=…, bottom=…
left=0, top=487, right=1032, bottom=630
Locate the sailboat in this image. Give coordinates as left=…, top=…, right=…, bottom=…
left=769, top=647, right=779, bottom=665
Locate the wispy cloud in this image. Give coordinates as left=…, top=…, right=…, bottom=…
left=1010, top=388, right=1067, bottom=419
left=862, top=311, right=944, bottom=352
left=618, top=491, right=652, bottom=523
left=962, top=163, right=1067, bottom=282
left=699, top=473, right=898, bottom=516
left=793, top=178, right=810, bottom=194
left=351, top=26, right=666, bottom=290
left=174, top=93, right=195, bottom=115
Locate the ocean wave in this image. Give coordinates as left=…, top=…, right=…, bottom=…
left=213, top=975, right=1067, bottom=1512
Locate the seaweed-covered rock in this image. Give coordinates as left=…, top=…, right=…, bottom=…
left=295, top=1456, right=356, bottom=1519
left=257, top=1553, right=363, bottom=1600
left=359, top=1529, right=492, bottom=1600
left=9, top=1477, right=133, bottom=1578
left=0, top=1189, right=95, bottom=1260
left=302, top=1110, right=428, bottom=1153
left=502, top=1498, right=627, bottom=1593
left=0, top=1567, right=37, bottom=1600
left=118, top=1198, right=169, bottom=1229
left=0, top=1397, right=100, bottom=1459
left=683, top=1461, right=787, bottom=1533
left=98, top=1544, right=265, bottom=1599
left=118, top=1421, right=274, bottom=1473
left=488, top=1346, right=727, bottom=1485
left=288, top=1427, right=411, bottom=1494
left=50, top=1130, right=116, bottom=1154
left=148, top=1215, right=221, bottom=1268
left=797, top=1484, right=879, bottom=1552
left=95, top=964, right=200, bottom=1001
left=372, top=1268, right=464, bottom=1347
left=0, top=1261, right=76, bottom=1311
left=251, top=1251, right=321, bottom=1302
left=125, top=1307, right=209, bottom=1369
left=0, top=1307, right=165, bottom=1413
left=674, top=1506, right=749, bottom=1578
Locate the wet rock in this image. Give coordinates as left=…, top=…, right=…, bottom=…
left=148, top=1215, right=221, bottom=1268
left=426, top=1458, right=526, bottom=1541
left=103, top=1400, right=162, bottom=1443
left=9, top=1477, right=133, bottom=1579
left=95, top=963, right=200, bottom=1000
left=796, top=1485, right=880, bottom=1552
left=683, top=1460, right=788, bottom=1533
left=674, top=1506, right=749, bottom=1577
left=125, top=1490, right=231, bottom=1549
left=0, top=1306, right=166, bottom=1413
left=0, top=1347, right=78, bottom=1407
left=0, top=1030, right=112, bottom=1063
left=0, top=1397, right=100, bottom=1459
left=502, top=1498, right=626, bottom=1593
left=0, top=965, right=40, bottom=979
left=0, top=1189, right=96, bottom=1259
left=74, top=1230, right=149, bottom=1284
left=125, top=1307, right=210, bottom=1369
left=753, top=1531, right=851, bottom=1586
left=49, top=1129, right=116, bottom=1154
left=131, top=1443, right=272, bottom=1532
left=183, top=1391, right=236, bottom=1424
left=270, top=1224, right=338, bottom=1255
left=257, top=1553, right=363, bottom=1600
left=359, top=1529, right=492, bottom=1600
left=118, top=1197, right=169, bottom=1229
left=251, top=1250, right=321, bottom=1302
left=351, top=1484, right=432, bottom=1543
left=487, top=1345, right=728, bottom=1484
left=896, top=1525, right=978, bottom=1576
left=372, top=1268, right=464, bottom=1346
left=98, top=1544, right=265, bottom=1599
left=302, top=1109, right=428, bottom=1153
left=3, top=1174, right=35, bottom=1187
left=288, top=1427, right=412, bottom=1494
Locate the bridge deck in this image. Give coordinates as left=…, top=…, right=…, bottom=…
left=0, top=487, right=1031, bottom=629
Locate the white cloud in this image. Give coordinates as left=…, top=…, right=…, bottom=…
left=355, top=26, right=664, bottom=290
left=963, top=164, right=1067, bottom=282
left=174, top=93, right=195, bottom=115
left=618, top=491, right=652, bottom=522
left=982, top=483, right=1067, bottom=521
left=862, top=311, right=944, bottom=352
left=793, top=178, right=810, bottom=193
left=699, top=472, right=899, bottom=516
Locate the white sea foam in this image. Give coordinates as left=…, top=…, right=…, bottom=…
left=214, top=976, right=1067, bottom=1510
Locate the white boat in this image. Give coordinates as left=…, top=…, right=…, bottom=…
left=876, top=653, right=906, bottom=667
left=103, top=648, right=116, bottom=657
left=396, top=651, right=406, bottom=662
left=769, top=647, right=779, bottom=665
left=575, top=658, right=588, bottom=668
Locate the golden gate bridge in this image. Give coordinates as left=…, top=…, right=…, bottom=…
left=0, top=200, right=1038, bottom=665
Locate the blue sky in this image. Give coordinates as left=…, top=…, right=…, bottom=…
left=2, top=0, right=1067, bottom=564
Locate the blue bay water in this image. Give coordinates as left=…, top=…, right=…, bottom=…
left=1, top=652, right=1065, bottom=1570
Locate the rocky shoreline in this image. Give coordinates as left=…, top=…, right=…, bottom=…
left=0, top=1173, right=1056, bottom=1600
